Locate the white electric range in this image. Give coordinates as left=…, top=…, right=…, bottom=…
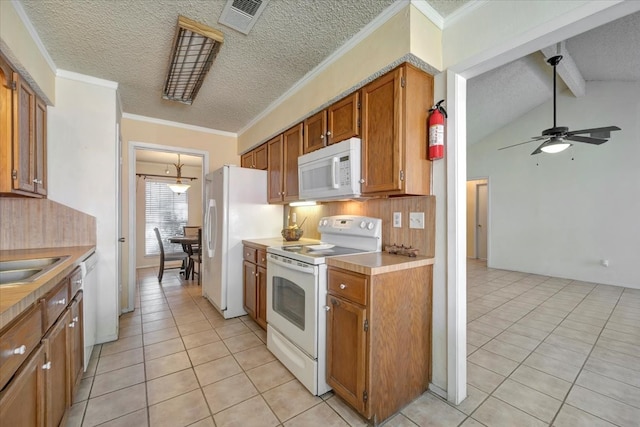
left=266, top=215, right=382, bottom=395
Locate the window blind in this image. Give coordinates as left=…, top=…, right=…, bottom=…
left=145, top=181, right=189, bottom=255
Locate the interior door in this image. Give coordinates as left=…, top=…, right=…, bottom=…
left=476, top=183, right=488, bottom=260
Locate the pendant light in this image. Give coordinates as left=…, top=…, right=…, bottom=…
left=168, top=154, right=191, bottom=194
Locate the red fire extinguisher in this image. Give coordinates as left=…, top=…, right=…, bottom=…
left=428, top=100, right=447, bottom=160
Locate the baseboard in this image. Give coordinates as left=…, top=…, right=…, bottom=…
left=429, top=382, right=447, bottom=399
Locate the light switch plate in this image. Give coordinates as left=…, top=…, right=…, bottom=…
left=409, top=212, right=425, bottom=229
left=393, top=212, right=402, bottom=228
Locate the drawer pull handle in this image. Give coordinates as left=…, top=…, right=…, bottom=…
left=324, top=305, right=331, bottom=312
left=69, top=321, right=75, bottom=328
left=339, top=284, right=347, bottom=290
left=13, top=345, right=27, bottom=355
left=56, top=298, right=66, bottom=305
left=42, top=361, right=52, bottom=370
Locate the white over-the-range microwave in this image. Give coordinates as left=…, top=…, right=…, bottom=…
left=297, top=138, right=361, bottom=201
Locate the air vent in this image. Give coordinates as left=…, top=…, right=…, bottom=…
left=218, top=0, right=269, bottom=35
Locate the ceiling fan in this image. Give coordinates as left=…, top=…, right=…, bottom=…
left=499, top=54, right=621, bottom=155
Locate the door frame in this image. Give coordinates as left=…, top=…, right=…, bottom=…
left=125, top=141, right=209, bottom=313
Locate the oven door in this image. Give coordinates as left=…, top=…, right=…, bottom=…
left=266, top=253, right=318, bottom=358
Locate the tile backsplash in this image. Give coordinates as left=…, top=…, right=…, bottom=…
left=288, top=196, right=435, bottom=257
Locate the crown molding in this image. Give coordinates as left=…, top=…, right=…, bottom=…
left=56, top=69, right=118, bottom=89
left=238, top=0, right=410, bottom=137
left=11, top=0, right=57, bottom=74
left=122, top=113, right=237, bottom=137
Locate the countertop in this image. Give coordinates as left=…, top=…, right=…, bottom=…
left=242, top=237, right=320, bottom=249
left=0, top=246, right=95, bottom=330
left=326, top=252, right=435, bottom=276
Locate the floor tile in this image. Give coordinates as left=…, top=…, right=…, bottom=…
left=202, top=372, right=259, bottom=414
left=224, top=332, right=263, bottom=353
left=83, top=383, right=147, bottom=427
left=493, top=379, right=561, bottom=423
left=472, top=396, right=547, bottom=427
left=213, top=395, right=280, bottom=427
left=187, top=340, right=231, bottom=366
left=146, top=368, right=200, bottom=405
left=90, top=363, right=146, bottom=398
left=566, top=385, right=640, bottom=426
left=522, top=352, right=581, bottom=382
left=233, top=344, right=276, bottom=370
left=575, top=370, right=640, bottom=409
left=100, top=334, right=143, bottom=357
left=597, top=335, right=640, bottom=357
left=143, top=326, right=180, bottom=345
left=509, top=364, right=571, bottom=400
left=148, top=388, right=211, bottom=427
left=65, top=401, right=87, bottom=427
left=142, top=317, right=176, bottom=333
left=468, top=348, right=519, bottom=376
left=144, top=337, right=185, bottom=360
left=194, top=355, right=243, bottom=387
left=215, top=322, right=252, bottom=339
left=246, top=359, right=295, bottom=392
left=142, top=310, right=173, bottom=323
left=466, top=362, right=506, bottom=394
left=283, top=402, right=349, bottom=427
left=98, top=408, right=148, bottom=427
left=552, top=404, right=617, bottom=427
left=450, top=384, right=488, bottom=415
left=177, top=320, right=213, bottom=336
left=583, top=355, right=640, bottom=388
left=543, top=333, right=593, bottom=355
left=482, top=338, right=532, bottom=362
left=325, top=395, right=369, bottom=427
left=494, top=330, right=540, bottom=351
left=534, top=342, right=587, bottom=367
left=182, top=329, right=221, bottom=349
left=96, top=347, right=144, bottom=374
left=590, top=345, right=640, bottom=370
left=401, top=392, right=466, bottom=426
left=145, top=351, right=192, bottom=380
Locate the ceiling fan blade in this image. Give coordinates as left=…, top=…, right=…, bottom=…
left=565, top=135, right=608, bottom=145
left=567, top=126, right=621, bottom=136
left=498, top=136, right=546, bottom=151
left=530, top=141, right=547, bottom=155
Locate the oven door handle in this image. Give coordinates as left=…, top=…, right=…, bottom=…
left=268, top=256, right=315, bottom=274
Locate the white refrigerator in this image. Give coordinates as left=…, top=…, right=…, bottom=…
left=203, top=165, right=283, bottom=318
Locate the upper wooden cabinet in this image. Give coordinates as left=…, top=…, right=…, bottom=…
left=303, top=92, right=360, bottom=154
left=267, top=123, right=302, bottom=203
left=0, top=55, right=48, bottom=197
left=360, top=64, right=433, bottom=196
left=241, top=143, right=267, bottom=170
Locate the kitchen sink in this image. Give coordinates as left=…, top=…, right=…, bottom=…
left=0, top=256, right=69, bottom=286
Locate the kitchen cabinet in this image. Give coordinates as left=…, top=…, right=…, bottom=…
left=0, top=54, right=48, bottom=197
left=360, top=63, right=433, bottom=196
left=267, top=123, right=302, bottom=203
left=43, top=309, right=70, bottom=427
left=0, top=344, right=46, bottom=427
left=241, top=143, right=268, bottom=170
left=326, top=264, right=432, bottom=424
left=242, top=244, right=268, bottom=330
left=68, top=291, right=84, bottom=400
left=303, top=92, right=360, bottom=154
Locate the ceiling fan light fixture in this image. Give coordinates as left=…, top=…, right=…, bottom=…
left=163, top=16, right=224, bottom=105
left=541, top=138, right=571, bottom=154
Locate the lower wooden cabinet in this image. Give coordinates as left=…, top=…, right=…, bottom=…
left=242, top=244, right=268, bottom=330
left=326, top=264, right=432, bottom=424
left=68, top=291, right=84, bottom=400
left=0, top=344, right=46, bottom=427
left=43, top=310, right=70, bottom=427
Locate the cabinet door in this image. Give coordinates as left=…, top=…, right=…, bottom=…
left=34, top=97, right=47, bottom=196
left=253, top=144, right=268, bottom=170
left=303, top=110, right=326, bottom=154
left=360, top=67, right=403, bottom=194
left=243, top=261, right=257, bottom=319
left=0, top=344, right=46, bottom=427
left=326, top=295, right=367, bottom=414
left=256, top=265, right=267, bottom=330
left=328, top=92, right=359, bottom=145
left=267, top=135, right=283, bottom=203
left=12, top=72, right=36, bottom=194
left=283, top=123, right=302, bottom=202
left=68, top=291, right=84, bottom=400
left=43, top=310, right=70, bottom=427
left=241, top=152, right=254, bottom=168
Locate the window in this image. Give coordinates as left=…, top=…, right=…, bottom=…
left=145, top=181, right=188, bottom=255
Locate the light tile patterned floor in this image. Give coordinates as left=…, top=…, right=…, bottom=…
left=65, top=261, right=640, bottom=426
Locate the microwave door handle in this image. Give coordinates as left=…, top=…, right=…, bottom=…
left=332, top=157, right=339, bottom=189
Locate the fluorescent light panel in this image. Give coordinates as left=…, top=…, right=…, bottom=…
left=163, top=16, right=224, bottom=105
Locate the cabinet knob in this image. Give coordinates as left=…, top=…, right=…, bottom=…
left=359, top=179, right=365, bottom=184
left=324, top=305, right=331, bottom=311
left=75, top=279, right=82, bottom=285
left=12, top=345, right=26, bottom=355
left=320, top=134, right=324, bottom=139
left=42, top=361, right=52, bottom=370
left=73, top=316, right=79, bottom=322
left=56, top=298, right=66, bottom=305
left=69, top=321, right=76, bottom=328
left=339, top=284, right=346, bottom=290
left=33, top=179, right=39, bottom=183
left=326, top=131, right=332, bottom=136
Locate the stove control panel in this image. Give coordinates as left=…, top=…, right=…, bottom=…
left=317, top=215, right=381, bottom=238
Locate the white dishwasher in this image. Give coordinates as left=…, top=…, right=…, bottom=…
left=80, top=253, right=98, bottom=371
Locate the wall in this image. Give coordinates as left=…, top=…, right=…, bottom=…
left=468, top=81, right=640, bottom=288
left=466, top=179, right=487, bottom=258
left=47, top=74, right=120, bottom=343
left=135, top=161, right=202, bottom=268
left=0, top=1, right=55, bottom=103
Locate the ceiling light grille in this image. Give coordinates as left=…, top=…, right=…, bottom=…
left=219, top=0, right=269, bottom=35
left=163, top=16, right=224, bottom=105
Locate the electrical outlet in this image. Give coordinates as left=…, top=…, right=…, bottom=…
left=409, top=212, right=425, bottom=229
left=393, top=212, right=402, bottom=228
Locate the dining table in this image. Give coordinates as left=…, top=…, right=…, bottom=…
left=169, top=235, right=200, bottom=278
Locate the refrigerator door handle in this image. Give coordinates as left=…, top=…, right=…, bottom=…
left=206, top=199, right=217, bottom=258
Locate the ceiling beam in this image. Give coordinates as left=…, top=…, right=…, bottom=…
left=541, top=41, right=586, bottom=97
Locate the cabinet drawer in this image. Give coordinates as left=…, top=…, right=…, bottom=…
left=328, top=268, right=368, bottom=305
left=43, top=279, right=70, bottom=331
left=257, top=249, right=267, bottom=267
left=69, top=267, right=83, bottom=297
left=243, top=246, right=257, bottom=263
left=0, top=303, right=43, bottom=390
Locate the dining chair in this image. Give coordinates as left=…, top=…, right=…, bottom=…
left=183, top=225, right=201, bottom=253
left=153, top=227, right=188, bottom=281
left=189, top=228, right=202, bottom=285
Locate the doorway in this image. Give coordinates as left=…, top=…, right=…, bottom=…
left=466, top=178, right=488, bottom=260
